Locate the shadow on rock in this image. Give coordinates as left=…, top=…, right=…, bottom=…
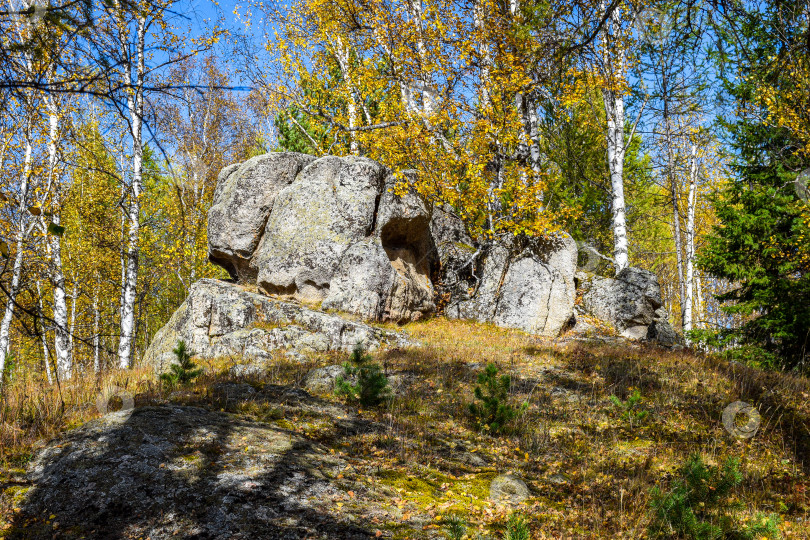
left=11, top=404, right=376, bottom=539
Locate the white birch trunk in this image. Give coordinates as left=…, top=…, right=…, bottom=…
left=473, top=0, right=491, bottom=108
left=333, top=38, right=359, bottom=155
left=36, top=280, right=53, bottom=384
left=695, top=270, right=704, bottom=329
left=117, top=14, right=146, bottom=369
left=43, top=94, right=72, bottom=378
left=93, top=292, right=100, bottom=372
left=683, top=143, right=698, bottom=333
left=68, top=281, right=77, bottom=358
left=600, top=3, right=629, bottom=273
left=0, top=136, right=33, bottom=370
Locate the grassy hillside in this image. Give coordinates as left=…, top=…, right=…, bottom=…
left=1, top=319, right=808, bottom=538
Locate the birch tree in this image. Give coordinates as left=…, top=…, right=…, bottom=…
left=596, top=0, right=631, bottom=272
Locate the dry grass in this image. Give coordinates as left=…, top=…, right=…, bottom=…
left=1, top=318, right=809, bottom=538
left=0, top=367, right=156, bottom=470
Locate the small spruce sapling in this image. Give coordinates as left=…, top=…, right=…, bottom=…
left=160, top=340, right=202, bottom=387
left=442, top=514, right=467, bottom=540
left=504, top=513, right=530, bottom=540
left=335, top=343, right=390, bottom=407
left=648, top=455, right=781, bottom=540
left=610, top=388, right=648, bottom=429
left=469, top=363, right=527, bottom=434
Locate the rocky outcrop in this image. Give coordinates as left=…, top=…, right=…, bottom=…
left=208, top=153, right=316, bottom=282
left=254, top=157, right=388, bottom=302
left=142, top=279, right=409, bottom=373
left=576, top=268, right=679, bottom=345
left=17, top=405, right=376, bottom=539
left=208, top=155, right=437, bottom=324
left=146, top=152, right=681, bottom=371
left=445, top=234, right=578, bottom=337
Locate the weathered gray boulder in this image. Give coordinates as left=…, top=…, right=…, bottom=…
left=446, top=234, right=578, bottom=337
left=647, top=319, right=679, bottom=347
left=430, top=205, right=478, bottom=305
left=207, top=153, right=316, bottom=282
left=254, top=156, right=387, bottom=302
left=205, top=155, right=438, bottom=324
left=142, top=278, right=408, bottom=373
left=577, top=267, right=679, bottom=345
left=322, top=181, right=436, bottom=322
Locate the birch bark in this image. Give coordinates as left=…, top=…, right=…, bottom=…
left=683, top=143, right=698, bottom=333
left=117, top=13, right=146, bottom=369
left=43, top=92, right=72, bottom=378
left=600, top=2, right=629, bottom=272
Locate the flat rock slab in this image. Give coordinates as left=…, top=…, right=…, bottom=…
left=13, top=405, right=376, bottom=539
left=142, top=278, right=413, bottom=374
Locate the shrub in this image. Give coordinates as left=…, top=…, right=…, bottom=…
left=443, top=514, right=467, bottom=540
left=468, top=363, right=526, bottom=434
left=648, top=454, right=781, bottom=540
left=610, top=388, right=648, bottom=429
left=335, top=343, right=390, bottom=407
left=160, top=340, right=202, bottom=387
left=504, top=513, right=530, bottom=540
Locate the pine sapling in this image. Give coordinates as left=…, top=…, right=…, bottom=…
left=504, top=513, right=530, bottom=540
left=160, top=340, right=202, bottom=387
left=610, top=388, right=649, bottom=429
left=648, top=455, right=781, bottom=539
left=469, top=363, right=526, bottom=434
left=335, top=343, right=390, bottom=407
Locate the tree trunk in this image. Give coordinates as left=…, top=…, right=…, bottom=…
left=0, top=136, right=33, bottom=373
left=36, top=281, right=53, bottom=384
left=333, top=37, right=359, bottom=155
left=117, top=14, right=146, bottom=369
left=93, top=291, right=100, bottom=373
left=43, top=94, right=72, bottom=378
left=683, top=143, right=698, bottom=333
left=473, top=0, right=491, bottom=107
left=600, top=3, right=629, bottom=273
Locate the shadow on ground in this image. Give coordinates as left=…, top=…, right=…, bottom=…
left=10, top=386, right=380, bottom=539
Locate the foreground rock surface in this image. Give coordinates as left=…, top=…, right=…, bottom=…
left=142, top=278, right=409, bottom=373
left=16, top=405, right=375, bottom=539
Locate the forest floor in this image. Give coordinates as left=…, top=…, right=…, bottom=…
left=0, top=318, right=809, bottom=538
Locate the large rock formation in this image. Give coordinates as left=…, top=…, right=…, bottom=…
left=445, top=234, right=578, bottom=337
left=145, top=152, right=680, bottom=370
left=210, top=154, right=437, bottom=324
left=208, top=153, right=316, bottom=282
left=576, top=267, right=679, bottom=345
